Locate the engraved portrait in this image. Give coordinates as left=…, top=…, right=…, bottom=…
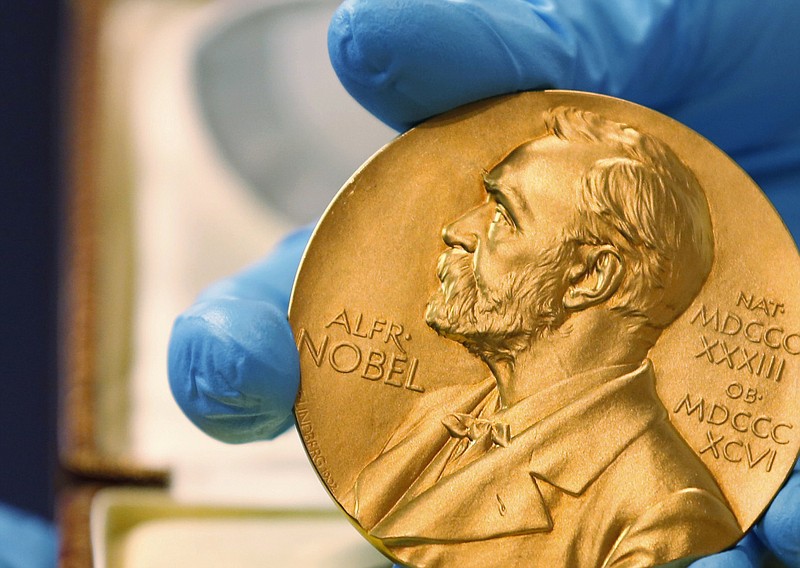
left=347, top=107, right=744, bottom=567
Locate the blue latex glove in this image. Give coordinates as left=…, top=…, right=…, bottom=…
left=169, top=227, right=310, bottom=443
left=0, top=503, right=56, bottom=568
left=169, top=0, right=800, bottom=565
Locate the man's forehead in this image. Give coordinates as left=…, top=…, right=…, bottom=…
left=485, top=136, right=604, bottom=206
left=490, top=136, right=605, bottom=178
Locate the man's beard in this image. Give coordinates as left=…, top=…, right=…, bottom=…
left=424, top=242, right=574, bottom=361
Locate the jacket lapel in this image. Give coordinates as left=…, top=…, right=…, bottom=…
left=372, top=436, right=553, bottom=543
left=525, top=361, right=663, bottom=495
left=353, top=379, right=495, bottom=529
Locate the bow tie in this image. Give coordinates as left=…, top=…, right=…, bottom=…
left=442, top=413, right=511, bottom=448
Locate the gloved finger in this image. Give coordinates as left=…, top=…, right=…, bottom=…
left=328, top=0, right=800, bottom=160
left=0, top=503, right=56, bottom=568
left=688, top=532, right=765, bottom=568
left=754, top=464, right=800, bottom=567
left=168, top=298, right=299, bottom=443
left=168, top=226, right=312, bottom=443
left=331, top=0, right=692, bottom=129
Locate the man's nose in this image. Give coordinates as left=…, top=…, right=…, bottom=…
left=442, top=205, right=484, bottom=252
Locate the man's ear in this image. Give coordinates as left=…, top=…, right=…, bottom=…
left=563, top=245, right=624, bottom=311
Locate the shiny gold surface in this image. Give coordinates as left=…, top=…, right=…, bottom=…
left=289, top=91, right=800, bottom=567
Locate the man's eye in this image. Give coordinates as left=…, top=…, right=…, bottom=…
left=492, top=204, right=514, bottom=228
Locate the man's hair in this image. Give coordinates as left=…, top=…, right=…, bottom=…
left=543, top=106, right=714, bottom=329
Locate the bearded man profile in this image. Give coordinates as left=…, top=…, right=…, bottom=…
left=345, top=107, right=742, bottom=568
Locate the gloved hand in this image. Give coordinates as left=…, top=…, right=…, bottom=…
left=0, top=503, right=56, bottom=568
left=169, top=1, right=800, bottom=566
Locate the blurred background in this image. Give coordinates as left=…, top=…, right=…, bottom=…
left=3, top=0, right=398, bottom=565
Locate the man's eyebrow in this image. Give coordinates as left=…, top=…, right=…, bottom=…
left=481, top=170, right=506, bottom=197
left=482, top=171, right=526, bottom=214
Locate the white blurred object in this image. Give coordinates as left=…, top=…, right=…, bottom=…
left=90, top=489, right=391, bottom=568
left=193, top=0, right=395, bottom=223
left=120, top=518, right=389, bottom=567
left=108, top=0, right=393, bottom=508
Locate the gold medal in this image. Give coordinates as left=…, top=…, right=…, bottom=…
left=289, top=91, right=800, bottom=567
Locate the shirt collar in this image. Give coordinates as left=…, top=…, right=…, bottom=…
left=486, top=362, right=641, bottom=434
